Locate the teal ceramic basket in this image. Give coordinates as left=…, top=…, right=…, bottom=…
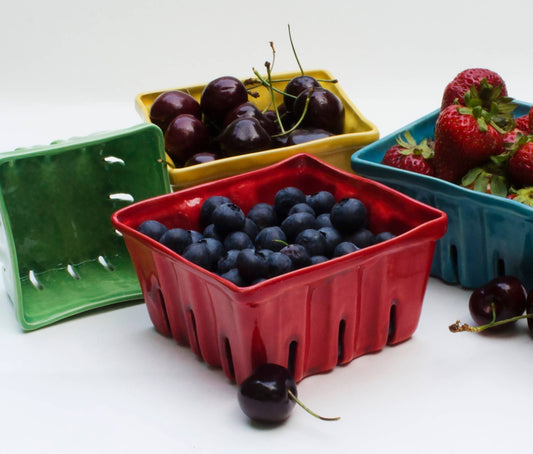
left=351, top=101, right=533, bottom=290
left=0, top=124, right=171, bottom=330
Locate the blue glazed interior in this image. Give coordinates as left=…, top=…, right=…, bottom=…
left=351, top=101, right=533, bottom=290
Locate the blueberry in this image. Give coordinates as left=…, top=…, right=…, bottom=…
left=217, top=249, right=241, bottom=274
left=288, top=203, right=315, bottom=217
left=159, top=228, right=193, bottom=254
left=201, top=237, right=225, bottom=270
left=306, top=190, right=336, bottom=214
left=189, top=230, right=204, bottom=243
left=182, top=241, right=211, bottom=269
left=220, top=268, right=247, bottom=287
left=254, top=226, right=287, bottom=251
left=243, top=218, right=259, bottom=241
left=333, top=241, right=359, bottom=257
left=330, top=198, right=367, bottom=233
left=280, top=212, right=317, bottom=242
left=295, top=228, right=327, bottom=257
left=212, top=202, right=246, bottom=235
left=310, top=255, right=329, bottom=265
left=203, top=223, right=224, bottom=242
left=266, top=251, right=293, bottom=277
left=274, top=187, right=306, bottom=219
left=246, top=203, right=277, bottom=229
left=315, top=213, right=333, bottom=229
left=344, top=228, right=374, bottom=249
left=237, top=248, right=269, bottom=282
left=224, top=231, right=254, bottom=250
left=317, top=226, right=342, bottom=257
left=280, top=244, right=311, bottom=269
left=374, top=231, right=396, bottom=243
left=200, top=195, right=232, bottom=226
left=137, top=220, right=168, bottom=241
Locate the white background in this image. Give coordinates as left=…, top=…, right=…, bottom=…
left=1, top=1, right=532, bottom=453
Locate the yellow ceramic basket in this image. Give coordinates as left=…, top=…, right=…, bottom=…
left=135, top=69, right=379, bottom=191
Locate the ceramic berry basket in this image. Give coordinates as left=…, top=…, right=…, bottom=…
left=0, top=124, right=171, bottom=330
left=112, top=153, right=447, bottom=384
left=351, top=100, right=533, bottom=290
left=135, top=69, right=379, bottom=191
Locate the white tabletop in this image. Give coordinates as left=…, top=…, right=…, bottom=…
left=1, top=1, right=532, bottom=453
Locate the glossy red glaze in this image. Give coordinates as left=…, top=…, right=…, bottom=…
left=112, top=154, right=447, bottom=384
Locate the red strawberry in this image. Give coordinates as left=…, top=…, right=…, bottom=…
left=503, top=128, right=524, bottom=145
left=529, top=106, right=533, bottom=132
left=382, top=131, right=434, bottom=176
left=515, top=114, right=530, bottom=133
left=434, top=105, right=506, bottom=182
left=441, top=68, right=507, bottom=110
left=461, top=163, right=508, bottom=197
left=508, top=135, right=533, bottom=187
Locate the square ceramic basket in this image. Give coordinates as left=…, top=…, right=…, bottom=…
left=135, top=69, right=379, bottom=190
left=112, top=153, right=447, bottom=384
left=0, top=124, right=171, bottom=330
left=351, top=100, right=533, bottom=290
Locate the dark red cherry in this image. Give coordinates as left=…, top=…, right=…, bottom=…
left=526, top=289, right=533, bottom=335
left=164, top=114, right=209, bottom=165
left=283, top=75, right=321, bottom=112
left=184, top=151, right=220, bottom=167
left=149, top=90, right=201, bottom=132
left=238, top=363, right=297, bottom=423
left=287, top=128, right=334, bottom=146
left=218, top=118, right=272, bottom=156
left=293, top=87, right=345, bottom=134
left=200, top=76, right=248, bottom=126
left=223, top=102, right=277, bottom=135
left=468, top=275, right=527, bottom=326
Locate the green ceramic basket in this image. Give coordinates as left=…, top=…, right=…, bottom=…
left=0, top=124, right=170, bottom=330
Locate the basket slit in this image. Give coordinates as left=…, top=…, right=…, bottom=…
left=223, top=337, right=235, bottom=382
left=28, top=270, right=43, bottom=290
left=97, top=255, right=115, bottom=271
left=66, top=264, right=80, bottom=280
left=109, top=193, right=134, bottom=203
left=337, top=319, right=346, bottom=363
left=103, top=156, right=125, bottom=165
left=450, top=245, right=459, bottom=282
left=496, top=257, right=506, bottom=277
left=288, top=340, right=298, bottom=377
left=187, top=309, right=203, bottom=361
left=387, top=302, right=397, bottom=344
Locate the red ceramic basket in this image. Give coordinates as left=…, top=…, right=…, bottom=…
left=111, top=154, right=447, bottom=384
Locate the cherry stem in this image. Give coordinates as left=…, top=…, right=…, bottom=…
left=288, top=390, right=340, bottom=421
left=287, top=24, right=304, bottom=76
left=272, top=87, right=314, bottom=138
left=264, top=62, right=285, bottom=135
left=449, top=302, right=533, bottom=333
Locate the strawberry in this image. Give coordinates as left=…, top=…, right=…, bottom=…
left=434, top=82, right=516, bottom=183
left=507, top=186, right=533, bottom=207
left=529, top=106, right=533, bottom=132
left=461, top=162, right=508, bottom=197
left=515, top=114, right=530, bottom=133
left=508, top=135, right=533, bottom=187
left=382, top=131, right=434, bottom=176
left=441, top=68, right=507, bottom=110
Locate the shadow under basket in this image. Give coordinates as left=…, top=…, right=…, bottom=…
left=0, top=124, right=171, bottom=330
left=112, top=153, right=447, bottom=384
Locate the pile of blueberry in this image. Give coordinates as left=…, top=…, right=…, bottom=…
left=137, top=186, right=395, bottom=286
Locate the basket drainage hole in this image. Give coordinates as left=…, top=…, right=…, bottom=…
left=337, top=319, right=346, bottom=363
left=224, top=338, right=235, bottom=381
left=98, top=256, right=114, bottom=271
left=67, top=264, right=80, bottom=280
left=29, top=270, right=43, bottom=290
left=109, top=193, right=134, bottom=203
left=387, top=303, right=397, bottom=344
left=288, top=341, right=298, bottom=377
left=103, top=156, right=125, bottom=165
left=497, top=258, right=506, bottom=276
